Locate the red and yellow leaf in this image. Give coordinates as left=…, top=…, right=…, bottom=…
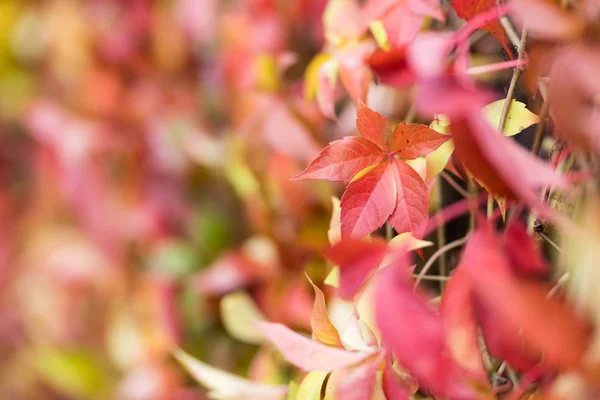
left=291, top=137, right=383, bottom=183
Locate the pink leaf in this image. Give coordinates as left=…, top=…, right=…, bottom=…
left=388, top=160, right=429, bottom=239
left=291, top=137, right=384, bottom=183
left=451, top=0, right=513, bottom=57
left=194, top=252, right=270, bottom=296
left=335, top=360, right=378, bottom=400
left=375, top=254, right=477, bottom=399
left=441, top=267, right=486, bottom=377
left=340, top=162, right=397, bottom=239
left=511, top=0, right=585, bottom=40
left=257, top=322, right=377, bottom=372
left=323, top=238, right=388, bottom=299
left=462, top=223, right=590, bottom=372
left=262, top=101, right=321, bottom=163
left=382, top=362, right=417, bottom=400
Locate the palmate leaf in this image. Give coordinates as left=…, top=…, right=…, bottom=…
left=450, top=0, right=512, bottom=56
left=293, top=103, right=449, bottom=239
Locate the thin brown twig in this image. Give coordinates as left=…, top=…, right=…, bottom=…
left=489, top=27, right=528, bottom=217
left=531, top=100, right=550, bottom=156
left=441, top=171, right=470, bottom=198
left=414, top=236, right=469, bottom=289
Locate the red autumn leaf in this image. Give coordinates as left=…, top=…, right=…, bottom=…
left=392, top=123, right=451, bottom=159
left=441, top=267, right=487, bottom=377
left=450, top=0, right=512, bottom=57
left=461, top=223, right=591, bottom=372
left=375, top=254, right=478, bottom=399
left=502, top=222, right=547, bottom=278
left=323, top=238, right=388, bottom=299
left=387, top=159, right=429, bottom=239
left=294, top=103, right=449, bottom=238
left=450, top=113, right=569, bottom=221
left=363, top=0, right=445, bottom=46
left=356, top=101, right=392, bottom=150
left=256, top=322, right=378, bottom=372
left=340, top=162, right=398, bottom=238
left=290, top=137, right=384, bottom=183
left=475, top=297, right=542, bottom=372
left=381, top=361, right=418, bottom=400
left=367, top=47, right=414, bottom=88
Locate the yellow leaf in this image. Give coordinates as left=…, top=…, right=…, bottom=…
left=368, top=20, right=390, bottom=51
left=482, top=99, right=540, bottom=136
left=173, top=349, right=287, bottom=400
left=426, top=140, right=455, bottom=182
left=429, top=114, right=450, bottom=134
left=220, top=291, right=267, bottom=345
left=389, top=232, right=434, bottom=251
left=31, top=348, right=111, bottom=400
left=296, top=371, right=329, bottom=400
left=307, top=275, right=344, bottom=347
left=255, top=53, right=280, bottom=93
left=304, top=52, right=332, bottom=101
left=324, top=267, right=340, bottom=287
left=328, top=196, right=341, bottom=245
left=287, top=381, right=299, bottom=400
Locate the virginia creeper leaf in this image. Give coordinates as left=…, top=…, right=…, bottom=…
left=174, top=349, right=288, bottom=400
left=374, top=255, right=478, bottom=399
left=295, top=371, right=329, bottom=400
left=340, top=162, right=397, bottom=238
left=462, top=223, right=590, bottom=372
left=441, top=267, right=487, bottom=377
left=257, top=322, right=378, bottom=372
left=291, top=137, right=383, bottom=183
left=334, top=360, right=378, bottom=400
left=306, top=275, right=344, bottom=347
left=323, top=238, right=388, bottom=299
left=220, top=291, right=267, bottom=345
left=356, top=101, right=391, bottom=150
left=388, top=160, right=429, bottom=239
left=451, top=0, right=512, bottom=56
left=392, top=123, right=451, bottom=159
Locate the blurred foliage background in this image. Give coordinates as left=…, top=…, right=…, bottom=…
left=0, top=0, right=343, bottom=398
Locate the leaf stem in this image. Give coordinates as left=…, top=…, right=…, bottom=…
left=466, top=59, right=528, bottom=76
left=440, top=171, right=470, bottom=198
left=488, top=27, right=528, bottom=217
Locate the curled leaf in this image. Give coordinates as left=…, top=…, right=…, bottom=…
left=174, top=349, right=287, bottom=400
left=257, top=322, right=378, bottom=372
left=220, top=291, right=267, bottom=345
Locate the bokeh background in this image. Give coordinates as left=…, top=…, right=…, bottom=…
left=0, top=0, right=341, bottom=398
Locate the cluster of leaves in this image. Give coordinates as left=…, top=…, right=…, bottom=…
left=176, top=0, right=600, bottom=399
left=1, top=0, right=600, bottom=400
